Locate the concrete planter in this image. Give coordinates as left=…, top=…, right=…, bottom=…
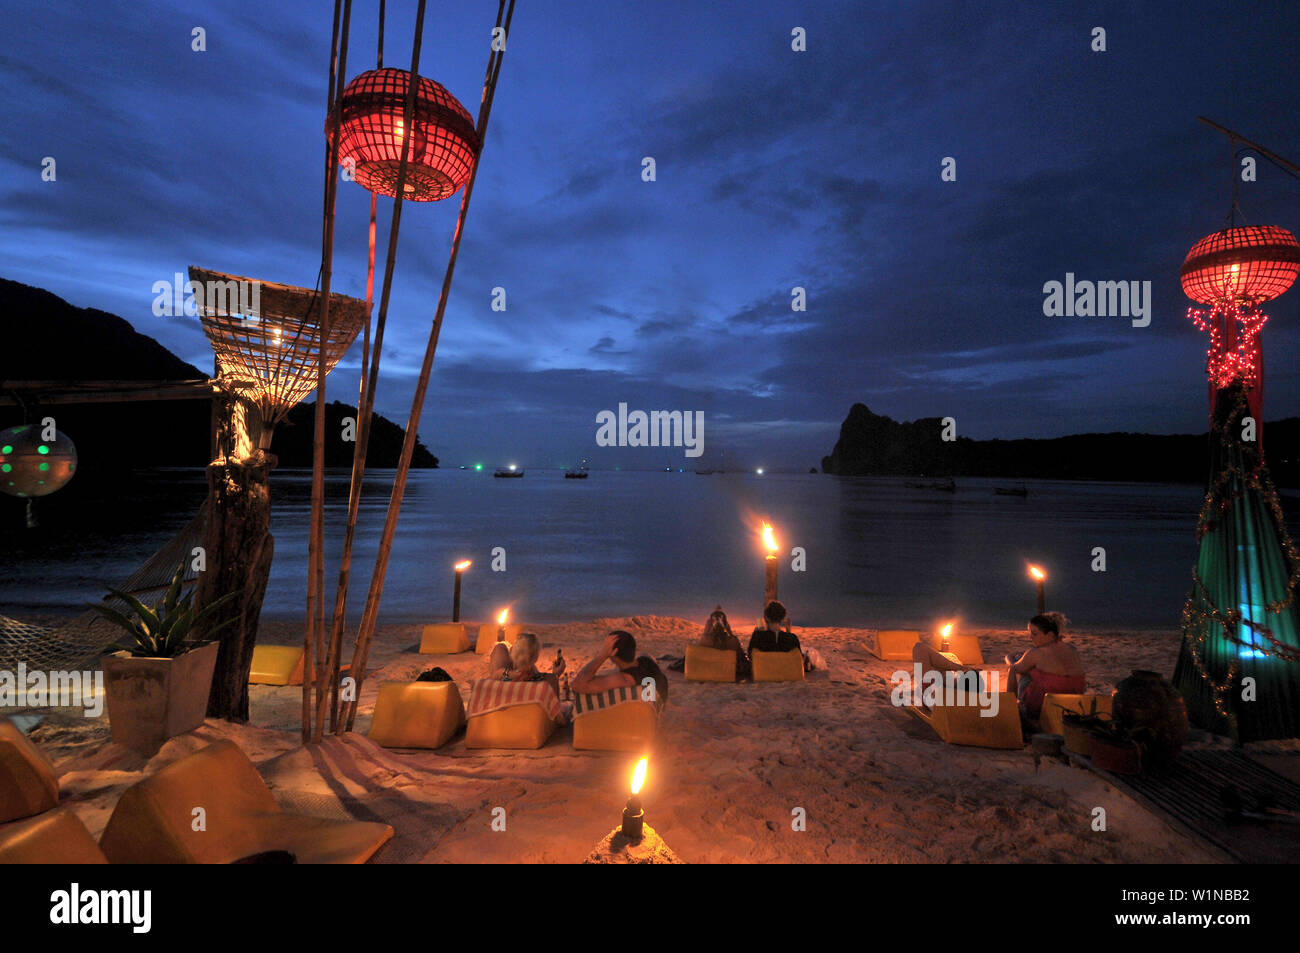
left=102, top=641, right=219, bottom=755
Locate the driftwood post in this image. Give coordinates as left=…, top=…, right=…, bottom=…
left=197, top=387, right=274, bottom=721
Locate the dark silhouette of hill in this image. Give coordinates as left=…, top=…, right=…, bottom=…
left=0, top=276, right=438, bottom=486
left=820, top=402, right=1300, bottom=485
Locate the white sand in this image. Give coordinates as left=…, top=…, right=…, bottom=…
left=24, top=617, right=1299, bottom=863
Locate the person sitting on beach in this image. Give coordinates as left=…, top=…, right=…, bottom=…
left=487, top=632, right=560, bottom=697
left=747, top=601, right=801, bottom=656
left=700, top=606, right=750, bottom=681
left=912, top=630, right=977, bottom=683
left=1004, top=613, right=1085, bottom=722
left=571, top=630, right=668, bottom=704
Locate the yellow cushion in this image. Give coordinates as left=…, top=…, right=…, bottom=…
left=865, top=629, right=919, bottom=661
left=0, top=808, right=107, bottom=864
left=751, top=649, right=804, bottom=682
left=928, top=692, right=1023, bottom=749
left=249, top=645, right=305, bottom=686
left=684, top=644, right=737, bottom=682
left=475, top=623, right=523, bottom=655
left=572, top=702, right=657, bottom=752
left=419, top=623, right=471, bottom=654
left=98, top=739, right=393, bottom=864
left=946, top=633, right=984, bottom=665
left=0, top=717, right=60, bottom=824
left=465, top=704, right=556, bottom=749
left=368, top=681, right=466, bottom=749
left=1041, top=693, right=1113, bottom=735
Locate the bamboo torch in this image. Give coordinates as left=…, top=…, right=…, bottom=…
left=452, top=559, right=470, bottom=622
left=762, top=522, right=779, bottom=607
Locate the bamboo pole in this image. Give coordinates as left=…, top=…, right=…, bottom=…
left=1197, top=117, right=1300, bottom=177
left=319, top=0, right=425, bottom=736
left=306, top=0, right=352, bottom=744
left=343, top=0, right=514, bottom=732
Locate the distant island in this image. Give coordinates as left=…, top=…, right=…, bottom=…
left=820, top=402, right=1300, bottom=485
left=0, top=277, right=438, bottom=478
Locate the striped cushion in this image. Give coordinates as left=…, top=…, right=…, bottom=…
left=573, top=684, right=662, bottom=717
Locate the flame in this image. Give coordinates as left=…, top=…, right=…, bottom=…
left=497, top=608, right=509, bottom=625
left=941, top=623, right=953, bottom=638
left=761, top=522, right=778, bottom=554
left=630, top=757, right=647, bottom=795
left=454, top=560, right=471, bottom=571
left=1028, top=565, right=1046, bottom=582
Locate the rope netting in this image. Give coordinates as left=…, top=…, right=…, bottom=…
left=0, top=503, right=207, bottom=674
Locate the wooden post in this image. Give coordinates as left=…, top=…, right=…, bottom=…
left=764, top=555, right=778, bottom=609
left=196, top=388, right=275, bottom=721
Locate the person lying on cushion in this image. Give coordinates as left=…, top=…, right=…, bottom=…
left=747, top=601, right=801, bottom=656
left=571, top=630, right=668, bottom=705
left=487, top=632, right=560, bottom=697
left=699, top=605, right=750, bottom=681
left=911, top=629, right=979, bottom=682
left=1004, top=613, right=1085, bottom=721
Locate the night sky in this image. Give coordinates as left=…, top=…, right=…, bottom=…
left=4, top=0, right=1300, bottom=471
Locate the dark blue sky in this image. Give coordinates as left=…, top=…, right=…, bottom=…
left=5, top=0, right=1300, bottom=470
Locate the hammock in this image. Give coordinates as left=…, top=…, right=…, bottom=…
left=0, top=502, right=207, bottom=673
left=1173, top=384, right=1300, bottom=741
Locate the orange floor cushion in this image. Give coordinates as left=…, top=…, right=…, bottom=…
left=684, top=644, right=737, bottom=682
left=751, top=649, right=804, bottom=682
left=368, top=681, right=466, bottom=749
left=572, top=698, right=657, bottom=752
left=910, top=692, right=1023, bottom=749
left=465, top=704, right=556, bottom=749
left=0, top=808, right=107, bottom=864
left=864, top=629, right=920, bottom=661
left=945, top=633, right=984, bottom=665
left=0, top=717, right=60, bottom=824
left=419, top=623, right=471, bottom=654
left=98, top=739, right=393, bottom=864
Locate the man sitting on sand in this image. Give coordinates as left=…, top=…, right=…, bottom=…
left=1004, top=613, right=1085, bottom=722
left=571, top=630, right=668, bottom=704
left=700, top=606, right=750, bottom=681
left=747, top=601, right=801, bottom=656
left=487, top=632, right=560, bottom=697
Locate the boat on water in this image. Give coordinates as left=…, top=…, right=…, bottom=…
left=693, top=468, right=715, bottom=475
left=493, top=466, right=525, bottom=478
left=905, top=477, right=957, bottom=492
left=994, top=484, right=1029, bottom=497
left=564, top=459, right=590, bottom=479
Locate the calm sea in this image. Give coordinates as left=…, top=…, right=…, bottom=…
left=3, top=468, right=1293, bottom=630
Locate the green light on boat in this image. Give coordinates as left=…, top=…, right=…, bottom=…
left=474, top=464, right=483, bottom=471
left=0, top=464, right=10, bottom=473
left=37, top=445, right=49, bottom=455
left=1, top=445, right=11, bottom=454
left=38, top=462, right=50, bottom=472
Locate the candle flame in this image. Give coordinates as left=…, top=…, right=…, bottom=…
left=630, top=757, right=647, bottom=795
left=761, top=522, right=778, bottom=554
left=1028, top=565, right=1046, bottom=581
left=454, top=560, right=471, bottom=571
left=497, top=608, right=509, bottom=625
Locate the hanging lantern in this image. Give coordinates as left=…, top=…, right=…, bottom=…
left=1180, top=225, right=1300, bottom=306
left=189, top=267, right=368, bottom=435
left=0, top=424, right=76, bottom=498
left=327, top=68, right=480, bottom=202
left=1182, top=226, right=1299, bottom=393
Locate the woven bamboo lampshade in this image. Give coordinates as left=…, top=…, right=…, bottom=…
left=327, top=68, right=480, bottom=202
left=189, top=266, right=368, bottom=429
left=1181, top=225, right=1300, bottom=305
left=0, top=424, right=76, bottom=498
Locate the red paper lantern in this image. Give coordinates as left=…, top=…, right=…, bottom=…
left=327, top=68, right=480, bottom=202
left=1180, top=225, right=1300, bottom=305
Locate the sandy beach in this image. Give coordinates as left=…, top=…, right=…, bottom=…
left=16, top=616, right=1298, bottom=864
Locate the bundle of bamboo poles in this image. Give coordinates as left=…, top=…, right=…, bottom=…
left=302, top=0, right=516, bottom=743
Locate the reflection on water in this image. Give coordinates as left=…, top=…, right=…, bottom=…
left=0, top=468, right=1250, bottom=629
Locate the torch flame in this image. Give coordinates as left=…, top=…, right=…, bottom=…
left=630, top=757, right=647, bottom=795
left=941, top=623, right=953, bottom=637
left=497, top=608, right=509, bottom=625
left=454, top=560, right=471, bottom=571
left=1028, top=565, right=1046, bottom=581
left=761, top=522, right=778, bottom=554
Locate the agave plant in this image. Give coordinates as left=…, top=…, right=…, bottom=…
left=90, top=561, right=240, bottom=658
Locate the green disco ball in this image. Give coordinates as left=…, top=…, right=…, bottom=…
left=0, top=425, right=77, bottom=498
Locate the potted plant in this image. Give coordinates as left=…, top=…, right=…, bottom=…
left=1060, top=698, right=1107, bottom=757
left=1063, top=704, right=1146, bottom=775
left=92, top=562, right=237, bottom=755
